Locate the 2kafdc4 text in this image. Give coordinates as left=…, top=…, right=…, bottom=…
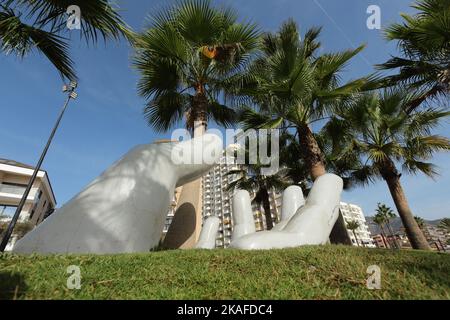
left=177, top=304, right=273, bottom=318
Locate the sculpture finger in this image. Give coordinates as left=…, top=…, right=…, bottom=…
left=272, top=185, right=304, bottom=231
left=231, top=190, right=256, bottom=240
left=195, top=216, right=220, bottom=249
left=304, top=173, right=343, bottom=211
left=283, top=174, right=343, bottom=243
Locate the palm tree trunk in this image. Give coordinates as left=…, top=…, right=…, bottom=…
left=381, top=166, right=430, bottom=250
left=379, top=225, right=389, bottom=248
left=352, top=230, right=360, bottom=247
left=385, top=221, right=400, bottom=249
left=261, top=187, right=274, bottom=230
left=192, top=87, right=208, bottom=137
left=297, top=125, right=326, bottom=180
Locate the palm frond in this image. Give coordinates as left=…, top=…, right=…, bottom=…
left=13, top=0, right=132, bottom=43
left=0, top=6, right=75, bottom=79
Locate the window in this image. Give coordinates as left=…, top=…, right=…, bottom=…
left=29, top=208, right=36, bottom=220
left=35, top=190, right=43, bottom=202
left=0, top=205, right=18, bottom=218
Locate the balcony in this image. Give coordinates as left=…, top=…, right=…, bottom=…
left=0, top=185, right=39, bottom=203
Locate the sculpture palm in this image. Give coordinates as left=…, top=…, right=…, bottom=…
left=197, top=173, right=345, bottom=250
left=0, top=0, right=131, bottom=80
left=325, top=88, right=450, bottom=250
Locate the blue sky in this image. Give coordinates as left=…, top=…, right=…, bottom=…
left=0, top=0, right=449, bottom=220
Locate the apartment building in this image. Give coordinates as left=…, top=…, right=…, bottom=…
left=250, top=190, right=282, bottom=231
left=200, top=151, right=284, bottom=248
left=201, top=152, right=241, bottom=248
left=162, top=187, right=183, bottom=237
left=340, top=202, right=375, bottom=248
left=0, top=158, right=56, bottom=250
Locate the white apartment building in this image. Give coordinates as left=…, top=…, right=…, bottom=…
left=340, top=202, right=375, bottom=248
left=250, top=190, right=282, bottom=231
left=0, top=158, right=56, bottom=250
left=201, top=152, right=240, bottom=248
left=200, top=151, right=283, bottom=248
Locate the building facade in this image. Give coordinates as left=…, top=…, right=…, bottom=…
left=201, top=152, right=241, bottom=248
left=0, top=159, right=56, bottom=250
left=250, top=190, right=282, bottom=232
left=340, top=202, right=375, bottom=248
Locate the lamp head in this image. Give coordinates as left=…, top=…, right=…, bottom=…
left=69, top=81, right=78, bottom=89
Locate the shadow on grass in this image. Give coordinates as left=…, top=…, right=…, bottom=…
left=0, top=272, right=27, bottom=300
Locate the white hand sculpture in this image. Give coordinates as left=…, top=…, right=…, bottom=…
left=197, top=173, right=343, bottom=250
left=13, top=134, right=222, bottom=254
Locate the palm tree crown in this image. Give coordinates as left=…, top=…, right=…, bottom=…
left=326, top=89, right=450, bottom=183
left=227, top=160, right=288, bottom=230
left=133, top=0, right=260, bottom=134
left=376, top=203, right=396, bottom=222
left=0, top=0, right=131, bottom=80
left=438, top=218, right=450, bottom=233
left=236, top=19, right=370, bottom=180
left=326, top=88, right=450, bottom=249
left=346, top=220, right=360, bottom=231
left=378, top=0, right=450, bottom=110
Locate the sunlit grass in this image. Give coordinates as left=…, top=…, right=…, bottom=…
left=1, top=245, right=449, bottom=299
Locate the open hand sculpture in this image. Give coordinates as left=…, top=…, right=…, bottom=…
left=13, top=134, right=222, bottom=254
left=196, top=174, right=343, bottom=250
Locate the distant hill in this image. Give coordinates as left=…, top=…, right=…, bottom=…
left=365, top=217, right=444, bottom=235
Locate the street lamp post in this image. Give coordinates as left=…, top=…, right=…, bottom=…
left=0, top=82, right=78, bottom=252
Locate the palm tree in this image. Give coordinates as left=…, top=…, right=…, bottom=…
left=377, top=0, right=450, bottom=111
left=325, top=88, right=450, bottom=250
left=226, top=161, right=288, bottom=230
left=236, top=19, right=370, bottom=181
left=346, top=219, right=362, bottom=247
left=372, top=213, right=389, bottom=248
left=414, top=216, right=426, bottom=230
left=133, top=0, right=260, bottom=136
left=133, top=0, right=260, bottom=248
left=376, top=203, right=399, bottom=249
left=438, top=218, right=450, bottom=233
left=1, top=0, right=131, bottom=80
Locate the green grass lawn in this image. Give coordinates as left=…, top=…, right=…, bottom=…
left=1, top=245, right=449, bottom=300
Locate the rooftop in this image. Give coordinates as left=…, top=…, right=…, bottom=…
left=0, top=158, right=35, bottom=170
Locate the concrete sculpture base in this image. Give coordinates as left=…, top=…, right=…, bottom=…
left=200, top=174, right=343, bottom=250
left=13, top=134, right=222, bottom=254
